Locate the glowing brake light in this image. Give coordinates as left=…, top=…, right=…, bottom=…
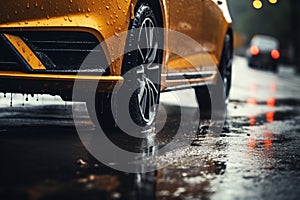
left=250, top=46, right=260, bottom=56
left=271, top=49, right=280, bottom=59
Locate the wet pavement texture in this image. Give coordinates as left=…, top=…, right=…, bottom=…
left=0, top=56, right=300, bottom=200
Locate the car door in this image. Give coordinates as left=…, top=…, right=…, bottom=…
left=202, top=0, right=226, bottom=65
left=166, top=0, right=224, bottom=78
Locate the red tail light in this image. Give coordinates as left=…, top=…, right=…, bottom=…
left=250, top=46, right=260, bottom=56
left=271, top=49, right=280, bottom=59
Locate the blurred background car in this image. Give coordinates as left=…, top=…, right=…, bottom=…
left=246, top=34, right=280, bottom=72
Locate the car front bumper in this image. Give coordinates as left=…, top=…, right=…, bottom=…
left=0, top=71, right=123, bottom=100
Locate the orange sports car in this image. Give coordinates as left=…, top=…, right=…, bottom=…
left=0, top=0, right=233, bottom=127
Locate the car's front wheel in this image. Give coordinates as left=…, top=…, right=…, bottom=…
left=88, top=3, right=163, bottom=129
left=122, top=3, right=162, bottom=126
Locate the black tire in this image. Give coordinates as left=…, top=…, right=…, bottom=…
left=88, top=3, right=163, bottom=129
left=194, top=86, right=212, bottom=120
left=121, top=3, right=162, bottom=126
left=219, top=34, right=233, bottom=100
left=194, top=34, right=232, bottom=119
left=272, top=65, right=278, bottom=73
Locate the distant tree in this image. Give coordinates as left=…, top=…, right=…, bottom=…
left=229, top=0, right=290, bottom=42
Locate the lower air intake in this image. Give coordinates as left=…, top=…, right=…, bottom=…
left=18, top=31, right=109, bottom=74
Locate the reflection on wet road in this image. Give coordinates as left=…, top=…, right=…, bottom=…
left=0, top=56, right=300, bottom=200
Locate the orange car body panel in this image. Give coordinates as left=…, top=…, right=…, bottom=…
left=0, top=0, right=231, bottom=94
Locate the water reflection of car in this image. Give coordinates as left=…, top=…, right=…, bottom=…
left=247, top=35, right=280, bottom=73
left=0, top=0, right=233, bottom=128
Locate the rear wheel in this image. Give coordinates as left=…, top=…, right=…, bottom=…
left=220, top=34, right=233, bottom=100
left=194, top=34, right=232, bottom=119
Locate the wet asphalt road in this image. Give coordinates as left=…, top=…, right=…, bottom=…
left=0, top=56, right=300, bottom=200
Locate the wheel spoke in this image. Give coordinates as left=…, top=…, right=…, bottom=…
left=138, top=47, right=145, bottom=62
left=138, top=21, right=148, bottom=62
left=138, top=78, right=146, bottom=101
left=137, top=76, right=159, bottom=122
left=149, top=84, right=156, bottom=114
left=144, top=24, right=149, bottom=52
left=142, top=89, right=148, bottom=116
left=138, top=33, right=145, bottom=62
left=139, top=82, right=148, bottom=116
left=145, top=78, right=151, bottom=119
left=146, top=77, right=158, bottom=97
left=137, top=18, right=158, bottom=67
left=145, top=25, right=154, bottom=60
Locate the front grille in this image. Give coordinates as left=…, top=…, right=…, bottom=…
left=18, top=31, right=109, bottom=74
left=0, top=34, right=23, bottom=71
